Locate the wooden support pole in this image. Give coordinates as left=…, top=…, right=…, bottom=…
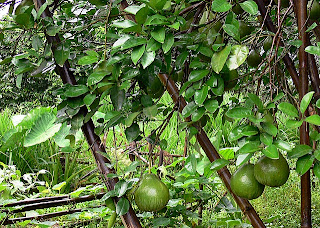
left=32, top=1, right=142, bottom=227
left=158, top=74, right=266, bottom=228
left=294, top=0, right=312, bottom=227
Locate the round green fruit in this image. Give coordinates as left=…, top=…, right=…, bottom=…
left=232, top=3, right=244, bottom=15
left=239, top=21, right=252, bottom=39
left=134, top=173, right=170, bottom=212
left=230, top=164, right=265, bottom=200
left=310, top=0, right=320, bottom=20
left=247, top=49, right=262, bottom=67
left=254, top=153, right=290, bottom=187
left=263, top=36, right=273, bottom=51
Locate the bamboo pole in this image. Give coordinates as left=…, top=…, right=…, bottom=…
left=32, top=1, right=142, bottom=227
left=158, top=74, right=266, bottom=228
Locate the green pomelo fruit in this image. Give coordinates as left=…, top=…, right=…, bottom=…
left=247, top=49, right=262, bottom=67
left=310, top=0, right=320, bottom=20
left=254, top=153, right=290, bottom=187
left=134, top=173, right=170, bottom=212
left=230, top=164, right=265, bottom=200
left=263, top=36, right=273, bottom=51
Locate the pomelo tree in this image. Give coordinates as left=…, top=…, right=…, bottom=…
left=1, top=0, right=320, bottom=227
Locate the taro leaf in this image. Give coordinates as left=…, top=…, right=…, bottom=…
left=238, top=141, right=260, bottom=154
left=189, top=70, right=210, bottom=82
left=313, top=162, right=320, bottom=179
left=125, top=123, right=140, bottom=142
left=286, top=120, right=303, bottom=128
left=239, top=0, right=258, bottom=15
left=278, top=102, right=299, bottom=117
left=248, top=93, right=263, bottom=110
left=53, top=122, right=70, bottom=147
left=24, top=113, right=61, bottom=147
left=305, top=115, right=320, bottom=126
left=260, top=133, right=273, bottom=146
left=54, top=43, right=70, bottom=67
left=131, top=45, right=145, bottom=65
left=287, top=144, right=313, bottom=159
left=226, top=107, right=252, bottom=119
left=262, top=144, right=279, bottom=159
left=191, top=107, right=205, bottom=122
left=296, top=155, right=314, bottom=176
left=223, top=24, right=240, bottom=41
left=204, top=99, right=219, bottom=113
left=162, top=33, right=174, bottom=54
left=151, top=27, right=165, bottom=43
left=261, top=122, right=277, bottom=137
left=64, top=85, right=89, bottom=98
left=226, top=45, right=249, bottom=70
left=87, top=71, right=108, bottom=86
left=212, top=0, right=232, bottom=12
left=210, top=159, right=230, bottom=171
left=182, top=101, right=198, bottom=118
left=116, top=198, right=130, bottom=216
left=114, top=180, right=128, bottom=197
left=110, top=87, right=125, bottom=111
left=194, top=86, right=208, bottom=105
left=141, top=51, right=156, bottom=69
left=211, top=45, right=231, bottom=74
left=300, top=91, right=314, bottom=114
left=0, top=128, right=26, bottom=151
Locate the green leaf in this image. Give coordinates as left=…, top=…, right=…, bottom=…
left=143, top=105, right=158, bottom=118
left=305, top=46, right=320, bottom=55
left=273, top=140, right=292, bottom=151
left=87, top=71, right=108, bottom=86
left=239, top=0, right=258, bottom=15
left=300, top=91, right=314, bottom=114
left=153, top=218, right=171, bottom=227
left=123, top=5, right=145, bottom=15
left=219, top=147, right=235, bottom=159
left=53, top=122, right=70, bottom=147
left=65, top=85, right=89, bottom=98
left=262, top=145, right=279, bottom=159
left=131, top=45, right=145, bottom=65
left=211, top=76, right=224, bottom=96
left=114, top=180, right=128, bottom=197
left=78, top=55, right=99, bottom=65
left=226, top=107, right=252, bottom=119
left=236, top=153, right=252, bottom=166
left=191, top=107, right=206, bottom=122
left=305, top=115, right=320, bottom=125
left=136, top=7, right=149, bottom=24
left=151, top=27, right=165, bottom=44
left=110, top=87, right=125, bottom=111
left=223, top=24, right=240, bottom=41
left=260, top=133, right=273, bottom=146
left=162, top=33, right=174, bottom=54
left=239, top=141, right=260, bottom=154
left=32, top=36, right=42, bottom=51
left=54, top=43, right=70, bottom=67
left=286, top=119, right=303, bottom=128
left=306, top=22, right=317, bottom=32
left=212, top=0, right=232, bottom=12
left=125, top=123, right=140, bottom=142
left=125, top=112, right=140, bottom=127
left=226, top=45, right=249, bottom=70
left=261, top=122, right=278, bottom=137
left=83, top=94, right=96, bottom=106
left=211, top=45, right=232, bottom=74
left=112, top=20, right=137, bottom=29
left=241, top=125, right=259, bottom=136
left=116, top=198, right=130, bottom=216
left=189, top=70, right=210, bottom=82
left=204, top=99, right=219, bottom=113
left=210, top=159, right=230, bottom=171
left=149, top=0, right=167, bottom=10
left=182, top=101, right=198, bottom=118
left=248, top=93, right=264, bottom=110
left=53, top=182, right=66, bottom=191
left=287, top=144, right=313, bottom=159
left=313, top=162, right=320, bottom=179
left=24, top=113, right=61, bottom=147
left=296, top=155, right=314, bottom=176
left=194, top=86, right=208, bottom=105
left=141, top=51, right=156, bottom=69
left=70, top=187, right=87, bottom=198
